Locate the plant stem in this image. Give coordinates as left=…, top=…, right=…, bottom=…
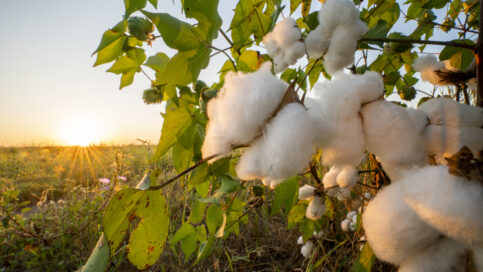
left=359, top=38, right=475, bottom=50
left=209, top=45, right=238, bottom=72
left=219, top=29, right=233, bottom=47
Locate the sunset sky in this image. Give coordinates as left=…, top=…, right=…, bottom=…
left=0, top=1, right=456, bottom=146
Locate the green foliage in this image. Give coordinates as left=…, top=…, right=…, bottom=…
left=90, top=0, right=481, bottom=270
left=103, top=188, right=169, bottom=269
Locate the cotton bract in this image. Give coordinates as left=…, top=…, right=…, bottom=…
left=202, top=62, right=287, bottom=159
left=305, top=0, right=367, bottom=74
left=263, top=17, right=305, bottom=73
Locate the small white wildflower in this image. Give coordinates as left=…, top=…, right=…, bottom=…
left=99, top=178, right=110, bottom=184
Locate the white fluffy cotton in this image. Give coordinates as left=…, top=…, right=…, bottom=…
left=297, top=236, right=304, bottom=245
left=301, top=240, right=314, bottom=257
left=322, top=166, right=340, bottom=188
left=412, top=55, right=446, bottom=85
left=299, top=184, right=316, bottom=200
left=236, top=103, right=316, bottom=183
left=424, top=125, right=483, bottom=164
left=307, top=71, right=384, bottom=168
left=361, top=101, right=427, bottom=180
left=398, top=237, right=466, bottom=272
left=336, top=166, right=359, bottom=188
left=202, top=62, right=287, bottom=159
left=263, top=17, right=305, bottom=73
left=402, top=165, right=483, bottom=247
left=419, top=97, right=483, bottom=128
left=305, top=0, right=367, bottom=74
left=363, top=181, right=441, bottom=265
left=306, top=195, right=326, bottom=220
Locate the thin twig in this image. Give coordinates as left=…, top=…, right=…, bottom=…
left=359, top=38, right=475, bottom=50
left=356, top=181, right=379, bottom=190
left=219, top=29, right=233, bottom=47
left=209, top=45, right=238, bottom=72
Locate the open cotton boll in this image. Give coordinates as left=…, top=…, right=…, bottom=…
left=236, top=103, right=316, bottom=181
left=262, top=32, right=279, bottom=56
left=284, top=41, right=306, bottom=65
left=273, top=51, right=289, bottom=74
left=419, top=97, right=483, bottom=127
left=202, top=62, right=287, bottom=159
left=323, top=167, right=340, bottom=188
left=406, top=108, right=429, bottom=134
left=361, top=101, right=427, bottom=180
left=355, top=71, right=384, bottom=104
left=306, top=195, right=326, bottom=220
left=363, top=181, right=441, bottom=265
left=424, top=125, right=483, bottom=163
left=402, top=165, right=483, bottom=247
left=413, top=54, right=446, bottom=85
left=301, top=240, right=314, bottom=257
left=317, top=0, right=360, bottom=30
left=299, top=184, right=316, bottom=200
left=297, top=236, right=304, bottom=245
left=324, top=22, right=368, bottom=75
left=336, top=166, right=359, bottom=188
left=341, top=219, right=351, bottom=232
left=305, top=27, right=330, bottom=59
left=273, top=17, right=301, bottom=47
left=398, top=237, right=466, bottom=272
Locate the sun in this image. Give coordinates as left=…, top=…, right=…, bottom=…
left=59, top=117, right=104, bottom=146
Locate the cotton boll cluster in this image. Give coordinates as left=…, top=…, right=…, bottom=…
left=321, top=167, right=353, bottom=200
left=297, top=184, right=328, bottom=220
left=402, top=165, right=483, bottom=248
left=236, top=103, right=317, bottom=187
left=307, top=72, right=384, bottom=169
left=419, top=97, right=483, bottom=127
left=341, top=211, right=359, bottom=232
left=202, top=62, right=287, bottom=159
left=361, top=101, right=427, bottom=180
left=305, top=0, right=368, bottom=74
left=263, top=17, right=305, bottom=73
left=297, top=231, right=324, bottom=258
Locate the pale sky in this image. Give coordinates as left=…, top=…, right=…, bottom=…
left=0, top=0, right=460, bottom=146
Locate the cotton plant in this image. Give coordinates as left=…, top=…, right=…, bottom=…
left=305, top=0, right=368, bottom=74
left=298, top=184, right=326, bottom=221
left=297, top=230, right=324, bottom=258
left=263, top=17, right=306, bottom=73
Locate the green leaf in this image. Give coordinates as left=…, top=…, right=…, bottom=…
left=80, top=234, right=110, bottom=272
left=128, top=17, right=154, bottom=40
left=193, top=235, right=216, bottom=265
left=230, top=0, right=273, bottom=50
left=154, top=106, right=193, bottom=160
left=148, top=0, right=157, bottom=8
left=172, top=222, right=196, bottom=245
left=172, top=143, right=192, bottom=173
left=271, top=176, right=298, bottom=215
left=301, top=0, right=311, bottom=17
left=120, top=70, right=136, bottom=89
left=290, top=0, right=302, bottom=14
left=108, top=55, right=141, bottom=74
left=142, top=11, right=201, bottom=51
left=218, top=175, right=243, bottom=194
left=188, top=200, right=208, bottom=224
left=367, top=0, right=400, bottom=28
left=303, top=11, right=319, bottom=31
left=206, top=204, right=224, bottom=234
left=361, top=20, right=388, bottom=48
left=124, top=0, right=147, bottom=17
left=93, top=32, right=126, bottom=67
left=351, top=243, right=376, bottom=272
left=103, top=188, right=169, bottom=270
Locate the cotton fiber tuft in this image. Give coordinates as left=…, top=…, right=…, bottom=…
left=419, top=97, right=483, bottom=127
left=202, top=62, right=287, bottom=160
left=236, top=103, right=316, bottom=183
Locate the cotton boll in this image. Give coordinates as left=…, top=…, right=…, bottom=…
left=349, top=221, right=356, bottom=231
left=301, top=240, right=314, bottom=257
left=402, top=165, right=483, bottom=247
left=273, top=51, right=289, bottom=73
left=347, top=211, right=357, bottom=220
left=335, top=187, right=351, bottom=201
left=336, top=166, right=359, bottom=188
left=341, top=219, right=350, bottom=232
left=297, top=236, right=304, bottom=245
left=305, top=97, right=332, bottom=147
left=413, top=55, right=445, bottom=85
left=356, top=71, right=384, bottom=104
left=324, top=22, right=367, bottom=75
left=305, top=27, right=330, bottom=59
left=317, top=0, right=360, bottom=30
left=284, top=41, right=306, bottom=65
left=273, top=17, right=301, bottom=47
left=424, top=125, right=483, bottom=163
left=299, top=184, right=316, bottom=200
left=262, top=32, right=279, bottom=56
left=306, top=195, right=326, bottom=220
left=203, top=62, right=287, bottom=159
left=315, top=231, right=324, bottom=238
left=363, top=181, right=441, bottom=265
left=236, top=103, right=316, bottom=181
left=361, top=101, right=427, bottom=180
left=323, top=167, right=340, bottom=188
left=398, top=237, right=466, bottom=272
left=406, top=108, right=429, bottom=134
left=419, top=97, right=483, bottom=127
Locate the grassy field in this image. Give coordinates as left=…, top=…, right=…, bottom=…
left=0, top=145, right=395, bottom=271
